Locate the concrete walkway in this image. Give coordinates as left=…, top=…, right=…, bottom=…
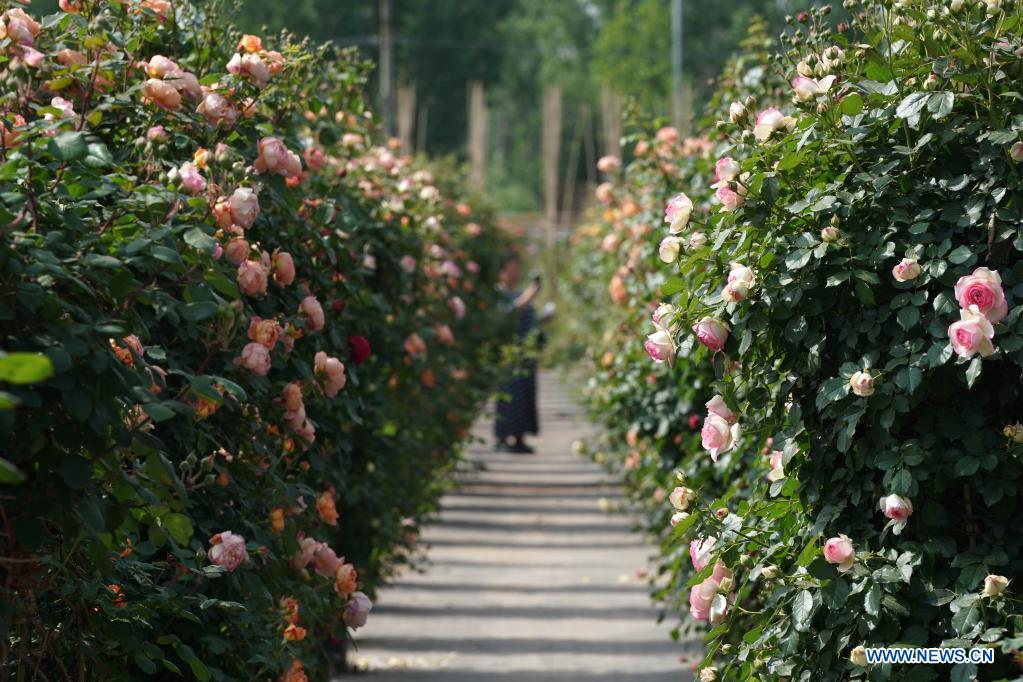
left=345, top=371, right=694, bottom=681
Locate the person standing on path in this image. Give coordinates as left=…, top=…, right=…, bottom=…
left=494, top=252, right=542, bottom=454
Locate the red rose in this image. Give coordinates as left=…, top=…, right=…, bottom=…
left=349, top=335, right=371, bottom=365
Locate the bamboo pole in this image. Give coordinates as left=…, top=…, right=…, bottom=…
left=467, top=80, right=488, bottom=191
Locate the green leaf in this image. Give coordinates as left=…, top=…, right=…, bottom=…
left=947, top=245, right=974, bottom=265
left=180, top=301, right=220, bottom=322
left=83, top=141, right=114, bottom=168
left=0, top=353, right=54, bottom=385
left=133, top=654, right=158, bottom=675
left=143, top=402, right=176, bottom=423
left=896, top=306, right=920, bottom=331
left=927, top=92, right=954, bottom=119
left=864, top=584, right=881, bottom=616
left=662, top=277, right=685, bottom=296
left=0, top=458, right=26, bottom=485
left=162, top=513, right=194, bottom=546
left=60, top=454, right=92, bottom=489
left=965, top=357, right=982, bottom=388
left=840, top=93, right=863, bottom=116
left=792, top=590, right=814, bottom=632
left=184, top=228, right=217, bottom=254
left=896, top=92, right=929, bottom=121
left=47, top=131, right=88, bottom=161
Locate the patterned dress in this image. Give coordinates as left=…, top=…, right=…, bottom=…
left=495, top=289, right=539, bottom=442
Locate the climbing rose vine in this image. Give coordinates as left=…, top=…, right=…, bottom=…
left=0, top=1, right=513, bottom=679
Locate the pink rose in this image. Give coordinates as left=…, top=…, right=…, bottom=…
left=1011, top=142, right=1023, bottom=163
left=303, top=146, right=326, bottom=171
left=3, top=9, right=40, bottom=46
left=767, top=450, right=785, bottom=482
left=310, top=542, right=342, bottom=578
left=701, top=413, right=739, bottom=461
left=400, top=255, right=417, bottom=273
left=892, top=258, right=921, bottom=282
left=716, top=185, right=745, bottom=212
left=879, top=494, right=913, bottom=523
left=197, top=92, right=238, bottom=128
left=237, top=258, right=269, bottom=296
left=291, top=536, right=319, bottom=570
left=664, top=193, right=694, bottom=233
left=299, top=296, right=325, bottom=332
left=668, top=486, right=694, bottom=511
left=224, top=237, right=250, bottom=265
left=849, top=370, right=875, bottom=397
left=823, top=534, right=855, bottom=572
left=722, top=263, right=755, bottom=302
left=791, top=75, right=836, bottom=101
left=209, top=531, right=248, bottom=571
left=177, top=162, right=206, bottom=195
left=248, top=317, right=281, bottom=349
left=705, top=395, right=736, bottom=423
left=689, top=561, right=732, bottom=623
left=948, top=306, right=995, bottom=358
left=234, top=342, right=270, bottom=376
left=343, top=592, right=373, bottom=630
left=146, top=125, right=168, bottom=142
left=448, top=296, right=466, bottom=319
left=954, top=267, right=1008, bottom=323
left=272, top=250, right=296, bottom=286
left=714, top=157, right=741, bottom=184
left=693, top=317, right=729, bottom=352
left=314, top=351, right=347, bottom=397
left=644, top=330, right=675, bottom=365
left=753, top=107, right=796, bottom=143
left=690, top=537, right=717, bottom=572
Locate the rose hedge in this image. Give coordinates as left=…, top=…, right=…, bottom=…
left=570, top=3, right=1023, bottom=680
left=0, top=1, right=512, bottom=680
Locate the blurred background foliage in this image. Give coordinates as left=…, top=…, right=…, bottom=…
left=28, top=0, right=831, bottom=211
left=226, top=0, right=810, bottom=213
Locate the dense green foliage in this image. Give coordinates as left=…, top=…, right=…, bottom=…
left=0, top=1, right=511, bottom=679
left=567, top=3, right=1023, bottom=679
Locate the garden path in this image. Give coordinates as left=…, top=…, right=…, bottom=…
left=344, top=371, right=697, bottom=681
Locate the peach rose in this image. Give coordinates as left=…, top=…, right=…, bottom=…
left=237, top=258, right=269, bottom=296
left=299, top=296, right=325, bottom=332
left=141, top=78, right=181, bottom=110
left=316, top=490, right=338, bottom=526
left=234, top=342, right=270, bottom=376
left=197, top=91, right=238, bottom=128
left=669, top=486, right=694, bottom=511
left=248, top=316, right=281, bottom=349
left=224, top=237, right=250, bottom=265
left=334, top=562, right=358, bottom=597
left=272, top=250, right=295, bottom=286
left=314, top=351, right=346, bottom=397
left=177, top=162, right=206, bottom=195
left=226, top=52, right=270, bottom=88
left=254, top=137, right=302, bottom=177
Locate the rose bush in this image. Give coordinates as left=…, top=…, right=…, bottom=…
left=0, top=1, right=512, bottom=679
left=568, top=3, right=1023, bottom=679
